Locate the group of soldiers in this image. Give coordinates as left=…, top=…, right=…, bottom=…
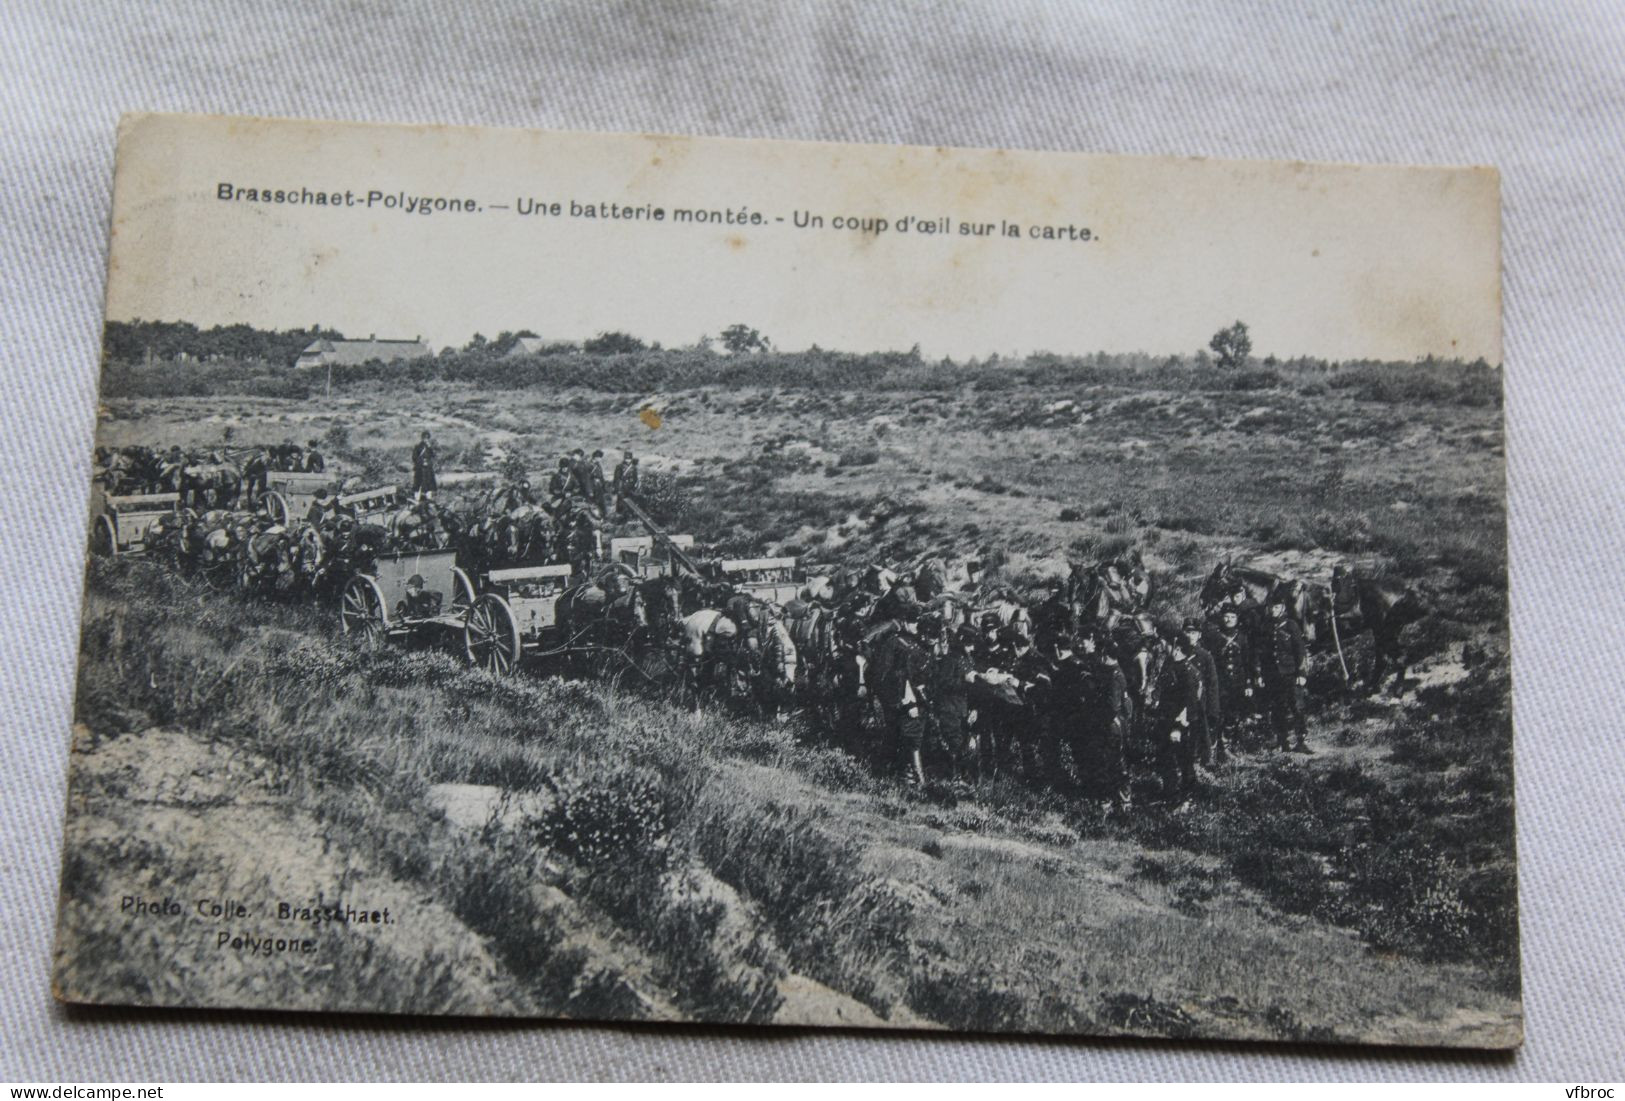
left=107, top=429, right=1340, bottom=814
left=410, top=429, right=642, bottom=519
left=805, top=575, right=1315, bottom=812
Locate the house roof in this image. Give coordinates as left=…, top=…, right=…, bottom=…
left=296, top=338, right=432, bottom=366
left=506, top=337, right=551, bottom=356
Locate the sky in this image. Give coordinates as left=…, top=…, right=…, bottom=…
left=104, top=114, right=1503, bottom=363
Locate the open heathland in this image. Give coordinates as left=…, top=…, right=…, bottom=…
left=61, top=350, right=1518, bottom=1045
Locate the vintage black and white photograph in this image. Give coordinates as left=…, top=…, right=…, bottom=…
left=55, top=113, right=1517, bottom=1048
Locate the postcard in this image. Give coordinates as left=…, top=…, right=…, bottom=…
left=57, top=112, right=1517, bottom=1047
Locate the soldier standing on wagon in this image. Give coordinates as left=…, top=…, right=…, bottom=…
left=1257, top=594, right=1313, bottom=754
left=588, top=449, right=610, bottom=515
left=412, top=430, right=438, bottom=502
left=304, top=439, right=326, bottom=473
left=613, top=450, right=640, bottom=514
left=547, top=457, right=573, bottom=507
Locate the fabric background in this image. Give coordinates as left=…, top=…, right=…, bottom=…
left=2, top=0, right=1621, bottom=1082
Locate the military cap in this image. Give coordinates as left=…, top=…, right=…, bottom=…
left=954, top=625, right=980, bottom=647
left=406, top=573, right=425, bottom=587
left=1181, top=617, right=1204, bottom=634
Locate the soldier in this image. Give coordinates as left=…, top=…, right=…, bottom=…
left=240, top=447, right=269, bottom=507
left=568, top=447, right=592, bottom=499
left=565, top=506, right=599, bottom=577
left=1151, top=631, right=1203, bottom=806
left=1182, top=617, right=1223, bottom=766
left=1072, top=630, right=1132, bottom=815
left=588, top=449, right=610, bottom=514
left=871, top=602, right=931, bottom=787
left=411, top=430, right=437, bottom=502
left=758, top=603, right=798, bottom=722
left=613, top=450, right=640, bottom=514
left=999, top=626, right=1053, bottom=781
left=396, top=573, right=440, bottom=620
left=1257, top=595, right=1313, bottom=753
left=547, top=457, right=573, bottom=505
left=304, top=439, right=326, bottom=473
left=919, top=616, right=959, bottom=777
left=1209, top=607, right=1257, bottom=753
left=929, top=624, right=981, bottom=782
left=829, top=618, right=873, bottom=760
left=304, top=487, right=333, bottom=527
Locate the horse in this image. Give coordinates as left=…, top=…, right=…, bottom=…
left=675, top=607, right=742, bottom=709
left=1331, top=571, right=1427, bottom=694
left=784, top=595, right=838, bottom=705
left=177, top=458, right=242, bottom=510
left=554, top=564, right=648, bottom=666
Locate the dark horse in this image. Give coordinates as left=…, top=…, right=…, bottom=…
left=1331, top=570, right=1427, bottom=695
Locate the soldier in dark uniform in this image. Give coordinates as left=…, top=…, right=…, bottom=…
left=830, top=619, right=873, bottom=762
left=926, top=619, right=979, bottom=781
left=1034, top=629, right=1084, bottom=789
left=547, top=457, right=572, bottom=506
left=304, top=439, right=326, bottom=473
left=1001, top=627, right=1054, bottom=781
left=588, top=449, right=609, bottom=514
left=396, top=573, right=440, bottom=620
left=1209, top=607, right=1257, bottom=753
left=411, top=430, right=437, bottom=502
left=565, top=507, right=599, bottom=577
left=1257, top=595, right=1312, bottom=753
left=240, top=447, right=269, bottom=507
left=1182, top=617, right=1223, bottom=767
left=567, top=448, right=592, bottom=499
left=1070, top=630, right=1132, bottom=815
left=613, top=450, right=640, bottom=514
left=1151, top=631, right=1203, bottom=805
left=871, top=602, right=931, bottom=787
left=304, top=487, right=334, bottom=527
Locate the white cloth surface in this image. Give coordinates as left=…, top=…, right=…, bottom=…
left=2, top=0, right=1622, bottom=1082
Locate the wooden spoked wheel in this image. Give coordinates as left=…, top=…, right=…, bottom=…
left=465, top=593, right=521, bottom=675
left=90, top=515, right=117, bottom=557
left=450, top=567, right=476, bottom=615
left=340, top=575, right=388, bottom=645
left=263, top=492, right=290, bottom=527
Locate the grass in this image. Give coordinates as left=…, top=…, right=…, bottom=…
left=68, top=351, right=1518, bottom=1045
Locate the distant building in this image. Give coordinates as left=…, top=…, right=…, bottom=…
left=294, top=336, right=432, bottom=369
left=506, top=336, right=556, bottom=357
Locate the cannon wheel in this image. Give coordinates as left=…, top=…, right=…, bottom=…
left=450, top=567, right=476, bottom=615
left=199, top=550, right=237, bottom=592
left=465, top=593, right=522, bottom=674
left=263, top=491, right=290, bottom=527
left=89, top=515, right=117, bottom=557
left=340, top=575, right=389, bottom=645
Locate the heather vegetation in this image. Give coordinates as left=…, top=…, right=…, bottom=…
left=68, top=336, right=1517, bottom=1044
